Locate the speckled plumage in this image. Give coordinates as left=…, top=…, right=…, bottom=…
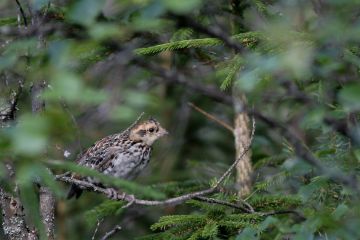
left=67, top=118, right=168, bottom=199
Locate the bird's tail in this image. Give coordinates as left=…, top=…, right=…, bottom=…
left=66, top=184, right=83, bottom=199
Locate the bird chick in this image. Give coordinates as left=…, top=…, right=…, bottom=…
left=67, top=118, right=168, bottom=199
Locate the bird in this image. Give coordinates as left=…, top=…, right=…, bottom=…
left=67, top=117, right=168, bottom=199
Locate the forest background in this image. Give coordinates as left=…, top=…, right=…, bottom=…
left=1, top=0, right=360, bottom=239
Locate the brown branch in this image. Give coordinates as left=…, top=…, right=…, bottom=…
left=56, top=117, right=255, bottom=206
left=188, top=102, right=234, bottom=132
left=135, top=59, right=232, bottom=104
left=259, top=210, right=306, bottom=220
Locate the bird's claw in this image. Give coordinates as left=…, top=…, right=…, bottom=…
left=106, top=188, right=119, bottom=200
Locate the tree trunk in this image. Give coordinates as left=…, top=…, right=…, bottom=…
left=233, top=91, right=252, bottom=197
left=31, top=81, right=55, bottom=240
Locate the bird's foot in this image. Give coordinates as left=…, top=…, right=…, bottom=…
left=105, top=188, right=119, bottom=200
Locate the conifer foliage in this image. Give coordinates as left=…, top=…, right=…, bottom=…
left=0, top=0, right=360, bottom=239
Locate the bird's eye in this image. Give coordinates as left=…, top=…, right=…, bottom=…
left=148, top=128, right=154, bottom=133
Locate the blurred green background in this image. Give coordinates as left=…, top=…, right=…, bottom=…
left=1, top=0, right=360, bottom=239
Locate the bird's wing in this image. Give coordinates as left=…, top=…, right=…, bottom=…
left=92, top=146, right=121, bottom=172
left=76, top=134, right=123, bottom=166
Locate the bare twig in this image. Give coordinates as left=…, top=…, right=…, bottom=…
left=259, top=210, right=306, bottom=220
left=188, top=102, right=234, bottom=132
left=123, top=112, right=145, bottom=133
left=91, top=219, right=103, bottom=240
left=135, top=59, right=232, bottom=104
left=195, top=196, right=254, bottom=213
left=15, top=0, right=28, bottom=27
left=100, top=225, right=122, bottom=240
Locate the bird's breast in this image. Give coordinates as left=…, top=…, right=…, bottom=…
left=104, top=143, right=152, bottom=179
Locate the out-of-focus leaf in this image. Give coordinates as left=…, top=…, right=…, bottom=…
left=37, top=164, right=63, bottom=197
left=161, top=0, right=202, bottom=14
left=332, top=203, right=349, bottom=220
left=298, top=177, right=327, bottom=201
left=236, top=227, right=259, bottom=240
left=32, top=0, right=50, bottom=10
left=338, top=84, right=360, bottom=111
left=0, top=54, right=17, bottom=70
left=84, top=200, right=126, bottom=226
left=44, top=72, right=108, bottom=104
left=0, top=17, right=17, bottom=26
left=110, top=105, right=138, bottom=122
left=67, top=0, right=104, bottom=26
left=89, top=23, right=125, bottom=40
left=17, top=164, right=46, bottom=239
left=11, top=114, right=49, bottom=156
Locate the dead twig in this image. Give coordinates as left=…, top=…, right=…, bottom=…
left=194, top=196, right=254, bottom=213
left=15, top=0, right=28, bottom=27
left=100, top=225, right=122, bottom=240
left=188, top=102, right=234, bottom=132
left=91, top=218, right=103, bottom=240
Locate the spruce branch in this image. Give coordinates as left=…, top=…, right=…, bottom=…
left=135, top=32, right=260, bottom=55
left=194, top=196, right=254, bottom=213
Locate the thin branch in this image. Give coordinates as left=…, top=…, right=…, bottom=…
left=194, top=196, right=254, bottom=213
left=188, top=102, right=234, bottom=132
left=123, top=112, right=145, bottom=133
left=135, top=59, right=232, bottom=104
left=100, top=225, right=122, bottom=240
left=259, top=210, right=306, bottom=220
left=15, top=0, right=28, bottom=27
left=91, top=219, right=103, bottom=240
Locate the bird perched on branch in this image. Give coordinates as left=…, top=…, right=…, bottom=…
left=67, top=117, right=168, bottom=199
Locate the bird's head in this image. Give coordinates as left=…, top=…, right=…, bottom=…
left=129, top=118, right=168, bottom=146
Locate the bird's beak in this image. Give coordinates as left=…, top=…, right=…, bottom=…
left=160, top=128, right=169, bottom=136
